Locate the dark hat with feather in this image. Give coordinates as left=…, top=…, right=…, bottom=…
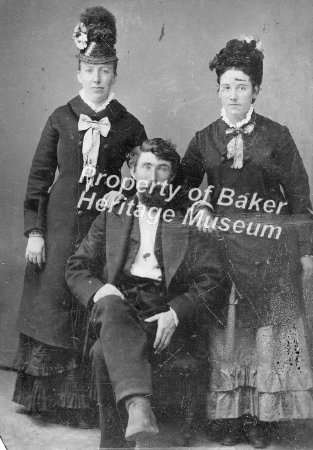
left=73, top=6, right=118, bottom=64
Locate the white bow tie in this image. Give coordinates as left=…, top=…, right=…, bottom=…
left=78, top=114, right=111, bottom=190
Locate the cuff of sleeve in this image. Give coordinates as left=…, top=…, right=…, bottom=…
left=168, top=293, right=192, bottom=324
left=94, top=285, right=107, bottom=303
left=75, top=279, right=105, bottom=309
left=169, top=307, right=179, bottom=327
left=29, top=229, right=44, bottom=237
left=25, top=227, right=45, bottom=237
left=24, top=207, right=46, bottom=237
left=299, top=241, right=313, bottom=256
left=192, top=200, right=214, bottom=215
left=93, top=283, right=124, bottom=303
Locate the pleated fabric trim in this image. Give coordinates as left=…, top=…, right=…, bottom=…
left=209, top=363, right=313, bottom=393
left=12, top=371, right=93, bottom=412
left=207, top=386, right=313, bottom=421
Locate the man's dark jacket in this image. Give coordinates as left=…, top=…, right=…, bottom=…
left=65, top=197, right=226, bottom=327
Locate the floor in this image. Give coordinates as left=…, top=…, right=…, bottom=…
left=0, top=369, right=313, bottom=450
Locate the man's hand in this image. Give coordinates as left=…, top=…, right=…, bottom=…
left=145, top=310, right=176, bottom=354
left=25, top=236, right=45, bottom=268
left=194, top=207, right=215, bottom=233
left=102, top=190, right=126, bottom=209
left=300, top=255, right=313, bottom=281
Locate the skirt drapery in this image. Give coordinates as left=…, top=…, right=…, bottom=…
left=13, top=334, right=93, bottom=414
left=207, top=302, right=313, bottom=422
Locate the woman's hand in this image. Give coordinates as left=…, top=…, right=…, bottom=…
left=26, top=236, right=45, bottom=269
left=300, top=255, right=313, bottom=281
left=102, top=190, right=126, bottom=209
left=194, top=207, right=215, bottom=233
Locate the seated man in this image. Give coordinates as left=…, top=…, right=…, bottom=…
left=66, top=138, right=224, bottom=448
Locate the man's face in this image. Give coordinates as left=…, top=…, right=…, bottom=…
left=131, top=152, right=173, bottom=207
left=77, top=61, right=116, bottom=105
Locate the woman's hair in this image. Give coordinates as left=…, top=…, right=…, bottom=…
left=77, top=59, right=118, bottom=75
left=209, top=38, right=264, bottom=88
left=129, top=138, right=181, bottom=176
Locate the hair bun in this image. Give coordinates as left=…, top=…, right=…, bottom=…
left=209, top=37, right=264, bottom=86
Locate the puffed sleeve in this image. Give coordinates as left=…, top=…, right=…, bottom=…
left=122, top=122, right=147, bottom=198
left=176, top=134, right=206, bottom=209
left=277, top=126, right=313, bottom=255
left=168, top=230, right=227, bottom=325
left=132, top=123, right=147, bottom=149
left=65, top=212, right=107, bottom=308
left=24, top=115, right=59, bottom=236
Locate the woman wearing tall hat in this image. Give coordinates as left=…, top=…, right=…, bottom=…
left=13, top=6, right=147, bottom=425
left=180, top=38, right=313, bottom=447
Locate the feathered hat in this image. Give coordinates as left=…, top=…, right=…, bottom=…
left=209, top=37, right=264, bottom=86
left=73, top=6, right=118, bottom=64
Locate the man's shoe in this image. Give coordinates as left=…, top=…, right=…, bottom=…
left=125, top=396, right=159, bottom=442
left=245, top=426, right=269, bottom=448
left=99, top=405, right=129, bottom=448
left=220, top=419, right=242, bottom=446
left=243, top=417, right=269, bottom=449
left=76, top=409, right=98, bottom=429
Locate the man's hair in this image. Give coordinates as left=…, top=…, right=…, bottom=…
left=129, top=138, right=181, bottom=175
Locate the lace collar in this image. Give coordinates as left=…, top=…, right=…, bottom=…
left=221, top=105, right=254, bottom=129
left=79, top=89, right=115, bottom=113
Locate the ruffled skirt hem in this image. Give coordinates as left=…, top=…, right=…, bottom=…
left=12, top=333, right=93, bottom=412
left=12, top=371, right=94, bottom=412
left=207, top=315, right=313, bottom=422
left=207, top=386, right=313, bottom=421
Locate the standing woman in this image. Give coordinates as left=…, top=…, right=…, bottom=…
left=13, top=6, right=146, bottom=424
left=181, top=38, right=313, bottom=447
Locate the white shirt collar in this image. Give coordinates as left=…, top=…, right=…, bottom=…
left=130, top=200, right=162, bottom=281
left=137, top=200, right=161, bottom=221
left=221, top=105, right=254, bottom=129
left=79, top=89, right=115, bottom=113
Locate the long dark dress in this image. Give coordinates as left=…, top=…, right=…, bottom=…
left=13, top=96, right=147, bottom=413
left=180, top=111, right=313, bottom=421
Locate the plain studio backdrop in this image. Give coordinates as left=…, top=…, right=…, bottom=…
left=0, top=0, right=312, bottom=367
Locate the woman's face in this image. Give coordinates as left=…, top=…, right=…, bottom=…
left=77, top=61, right=116, bottom=105
left=218, top=68, right=258, bottom=123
